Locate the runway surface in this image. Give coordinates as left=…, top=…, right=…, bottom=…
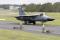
left=0, top=21, right=60, bottom=35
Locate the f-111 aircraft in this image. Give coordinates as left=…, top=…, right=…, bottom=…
left=15, top=6, right=55, bottom=25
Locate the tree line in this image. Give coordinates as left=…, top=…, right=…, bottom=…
left=23, top=2, right=60, bottom=12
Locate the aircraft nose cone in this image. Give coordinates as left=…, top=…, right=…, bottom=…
left=47, top=18, right=55, bottom=21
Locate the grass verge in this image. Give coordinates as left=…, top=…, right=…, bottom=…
left=0, top=30, right=60, bottom=40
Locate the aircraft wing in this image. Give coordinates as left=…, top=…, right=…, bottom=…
left=15, top=15, right=38, bottom=21
left=19, top=15, right=37, bottom=18
left=19, top=15, right=38, bottom=18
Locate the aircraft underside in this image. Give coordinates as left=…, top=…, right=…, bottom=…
left=24, top=21, right=36, bottom=25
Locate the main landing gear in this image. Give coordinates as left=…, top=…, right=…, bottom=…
left=24, top=21, right=36, bottom=25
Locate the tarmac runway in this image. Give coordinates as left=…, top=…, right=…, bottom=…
left=0, top=21, right=60, bottom=35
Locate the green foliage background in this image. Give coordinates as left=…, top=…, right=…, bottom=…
left=24, top=2, right=60, bottom=12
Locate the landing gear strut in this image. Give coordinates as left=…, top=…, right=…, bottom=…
left=24, top=21, right=28, bottom=24
left=24, top=21, right=36, bottom=25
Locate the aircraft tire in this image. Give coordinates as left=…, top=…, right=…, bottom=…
left=33, top=21, right=36, bottom=25
left=24, top=21, right=28, bottom=24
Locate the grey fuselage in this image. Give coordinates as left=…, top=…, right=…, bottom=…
left=16, top=14, right=55, bottom=24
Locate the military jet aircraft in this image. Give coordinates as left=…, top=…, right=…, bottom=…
left=15, top=6, right=55, bottom=25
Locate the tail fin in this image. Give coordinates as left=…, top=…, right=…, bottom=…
left=19, top=6, right=25, bottom=16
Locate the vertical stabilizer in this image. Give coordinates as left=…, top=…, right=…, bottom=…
left=19, top=6, right=25, bottom=16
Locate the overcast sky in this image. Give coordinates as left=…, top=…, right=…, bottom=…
left=0, top=0, right=60, bottom=4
